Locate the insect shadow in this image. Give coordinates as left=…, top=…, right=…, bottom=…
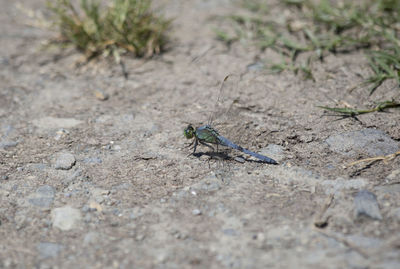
left=192, top=150, right=271, bottom=165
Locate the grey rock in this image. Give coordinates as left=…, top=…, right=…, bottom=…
left=112, top=145, right=121, bottom=151
left=247, top=62, right=265, bottom=71
left=223, top=228, right=238, bottom=236
left=326, top=128, right=399, bottom=157
left=1, top=125, right=14, bottom=136
left=173, top=189, right=190, bottom=200
left=91, top=188, right=110, bottom=204
left=32, top=117, right=83, bottom=132
left=325, top=164, right=335, bottom=170
left=0, top=140, right=18, bottom=149
left=54, top=152, right=76, bottom=170
left=28, top=185, right=55, bottom=208
left=129, top=208, right=145, bottom=220
left=122, top=113, right=135, bottom=122
left=83, top=232, right=100, bottom=246
left=37, top=185, right=55, bottom=197
left=0, top=56, right=9, bottom=65
left=83, top=214, right=92, bottom=223
left=354, top=190, right=382, bottom=220
left=192, top=209, right=202, bottom=215
left=83, top=157, right=102, bottom=164
left=37, top=242, right=63, bottom=259
left=135, top=233, right=146, bottom=241
left=29, top=197, right=54, bottom=208
left=260, top=144, right=285, bottom=162
left=14, top=212, right=28, bottom=230
left=201, top=181, right=221, bottom=192
left=190, top=173, right=222, bottom=193
left=52, top=206, right=82, bottom=230
left=62, top=168, right=82, bottom=186
left=216, top=254, right=241, bottom=268
left=112, top=182, right=133, bottom=190
left=234, top=156, right=245, bottom=163
left=27, top=163, right=47, bottom=171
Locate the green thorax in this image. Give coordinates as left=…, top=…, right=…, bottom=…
left=195, top=125, right=221, bottom=144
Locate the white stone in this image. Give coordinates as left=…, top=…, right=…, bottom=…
left=52, top=206, right=82, bottom=231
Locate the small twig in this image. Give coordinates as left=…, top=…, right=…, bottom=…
left=314, top=194, right=334, bottom=228
left=347, top=150, right=400, bottom=167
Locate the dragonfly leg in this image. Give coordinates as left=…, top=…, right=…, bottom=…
left=185, top=139, right=195, bottom=149
left=192, top=138, right=198, bottom=154
left=199, top=140, right=215, bottom=152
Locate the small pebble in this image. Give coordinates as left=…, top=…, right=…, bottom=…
left=83, top=157, right=102, bottom=164
left=94, top=89, right=109, bottom=101
left=246, top=62, right=264, bottom=72
left=28, top=185, right=55, bottom=208
left=52, top=206, right=82, bottom=231
left=37, top=185, right=55, bottom=197
left=88, top=201, right=103, bottom=212
left=259, top=144, right=284, bottom=162
left=37, top=242, right=63, bottom=259
left=54, top=129, right=69, bottom=140
left=223, top=228, right=237, bottom=236
left=0, top=141, right=18, bottom=149
left=83, top=232, right=100, bottom=246
left=354, top=190, right=382, bottom=220
left=192, top=209, right=202, bottom=215
left=234, top=156, right=245, bottom=163
left=54, top=152, right=76, bottom=170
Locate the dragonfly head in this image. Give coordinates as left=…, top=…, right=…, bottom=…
left=184, top=124, right=195, bottom=139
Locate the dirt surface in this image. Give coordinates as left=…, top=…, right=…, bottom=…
left=1, top=0, right=400, bottom=268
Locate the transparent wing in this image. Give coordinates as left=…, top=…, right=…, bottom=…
left=206, top=74, right=251, bottom=158
left=208, top=74, right=242, bottom=130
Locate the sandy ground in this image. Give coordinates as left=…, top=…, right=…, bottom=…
left=1, top=0, right=400, bottom=268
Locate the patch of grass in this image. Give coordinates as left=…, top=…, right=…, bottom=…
left=365, top=31, right=400, bottom=94
left=47, top=0, right=171, bottom=61
left=216, top=0, right=400, bottom=93
left=270, top=60, right=314, bottom=80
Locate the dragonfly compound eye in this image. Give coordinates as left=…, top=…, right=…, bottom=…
left=184, top=125, right=194, bottom=139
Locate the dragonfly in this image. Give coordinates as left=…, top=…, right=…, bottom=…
left=183, top=75, right=277, bottom=165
